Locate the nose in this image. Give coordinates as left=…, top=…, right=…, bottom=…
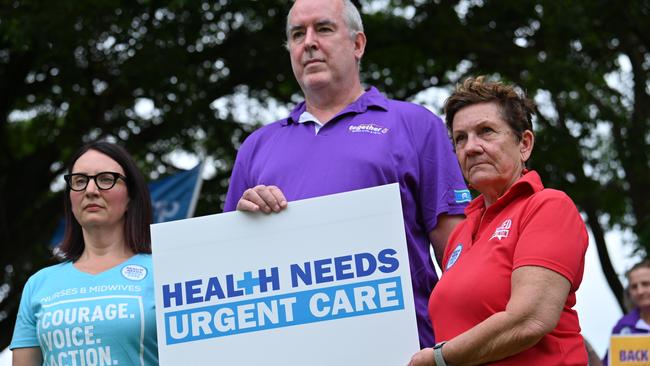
left=303, top=27, right=318, bottom=51
left=84, top=179, right=100, bottom=195
left=463, top=134, right=484, bottom=155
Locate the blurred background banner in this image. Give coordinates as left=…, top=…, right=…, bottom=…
left=149, top=162, right=204, bottom=224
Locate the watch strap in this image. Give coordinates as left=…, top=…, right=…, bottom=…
left=433, top=341, right=448, bottom=366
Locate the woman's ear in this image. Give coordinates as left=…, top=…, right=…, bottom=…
left=519, top=130, right=535, bottom=163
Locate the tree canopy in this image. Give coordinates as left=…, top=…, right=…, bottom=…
left=1, top=0, right=648, bottom=348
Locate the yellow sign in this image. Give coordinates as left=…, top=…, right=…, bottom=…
left=610, top=335, right=650, bottom=366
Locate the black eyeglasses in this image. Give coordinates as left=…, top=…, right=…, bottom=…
left=64, top=172, right=127, bottom=191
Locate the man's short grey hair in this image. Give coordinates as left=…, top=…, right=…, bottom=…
left=285, top=0, right=365, bottom=44
left=341, top=0, right=364, bottom=38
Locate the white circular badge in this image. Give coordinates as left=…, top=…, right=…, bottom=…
left=620, top=326, right=633, bottom=335
left=445, top=244, right=463, bottom=270
left=121, top=264, right=148, bottom=281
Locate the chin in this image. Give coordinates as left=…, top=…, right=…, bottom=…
left=80, top=214, right=111, bottom=224
left=468, top=176, right=495, bottom=190
left=302, top=75, right=331, bottom=89
left=80, top=220, right=105, bottom=227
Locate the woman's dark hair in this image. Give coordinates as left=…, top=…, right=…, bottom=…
left=59, top=141, right=152, bottom=261
left=444, top=75, right=537, bottom=141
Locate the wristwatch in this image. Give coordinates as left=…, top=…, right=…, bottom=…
left=433, top=341, right=448, bottom=366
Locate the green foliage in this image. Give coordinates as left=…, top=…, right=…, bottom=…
left=0, top=0, right=293, bottom=347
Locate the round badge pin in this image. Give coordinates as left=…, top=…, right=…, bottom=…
left=121, top=264, right=147, bottom=281
left=620, top=326, right=633, bottom=335
left=446, top=244, right=463, bottom=270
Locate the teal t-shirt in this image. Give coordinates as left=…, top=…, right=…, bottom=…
left=11, top=254, right=158, bottom=365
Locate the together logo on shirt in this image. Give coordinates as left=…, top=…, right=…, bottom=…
left=348, top=123, right=389, bottom=135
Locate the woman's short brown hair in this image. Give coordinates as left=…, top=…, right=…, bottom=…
left=444, top=76, right=537, bottom=141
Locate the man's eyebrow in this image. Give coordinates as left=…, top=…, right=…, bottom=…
left=289, top=24, right=305, bottom=33
left=314, top=19, right=336, bottom=27
left=289, top=19, right=337, bottom=32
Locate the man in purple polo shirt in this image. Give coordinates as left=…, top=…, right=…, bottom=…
left=224, top=0, right=469, bottom=348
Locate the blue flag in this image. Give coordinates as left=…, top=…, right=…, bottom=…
left=50, top=163, right=203, bottom=246
left=149, top=163, right=203, bottom=223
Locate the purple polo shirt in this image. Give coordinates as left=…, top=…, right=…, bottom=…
left=225, top=87, right=469, bottom=347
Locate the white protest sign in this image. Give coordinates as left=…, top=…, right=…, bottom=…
left=151, top=183, right=420, bottom=365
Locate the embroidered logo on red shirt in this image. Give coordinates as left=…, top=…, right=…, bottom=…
left=490, top=219, right=512, bottom=240
left=445, top=243, right=463, bottom=270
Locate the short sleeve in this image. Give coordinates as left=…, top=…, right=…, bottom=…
left=417, top=112, right=468, bottom=233
left=223, top=141, right=253, bottom=212
left=513, top=190, right=588, bottom=289
left=10, top=276, right=39, bottom=349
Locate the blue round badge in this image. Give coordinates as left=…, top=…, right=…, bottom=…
left=446, top=244, right=463, bottom=270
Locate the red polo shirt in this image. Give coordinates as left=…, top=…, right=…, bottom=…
left=429, top=170, right=588, bottom=365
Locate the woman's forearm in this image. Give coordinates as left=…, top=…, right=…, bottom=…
left=441, top=266, right=571, bottom=365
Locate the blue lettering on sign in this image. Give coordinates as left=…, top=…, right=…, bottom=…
left=162, top=269, right=280, bottom=308
left=163, top=277, right=404, bottom=345
left=237, top=272, right=259, bottom=295
left=290, top=248, right=399, bottom=288
left=161, top=248, right=399, bottom=309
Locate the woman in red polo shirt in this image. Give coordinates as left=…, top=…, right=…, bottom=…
left=409, top=76, right=588, bottom=365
